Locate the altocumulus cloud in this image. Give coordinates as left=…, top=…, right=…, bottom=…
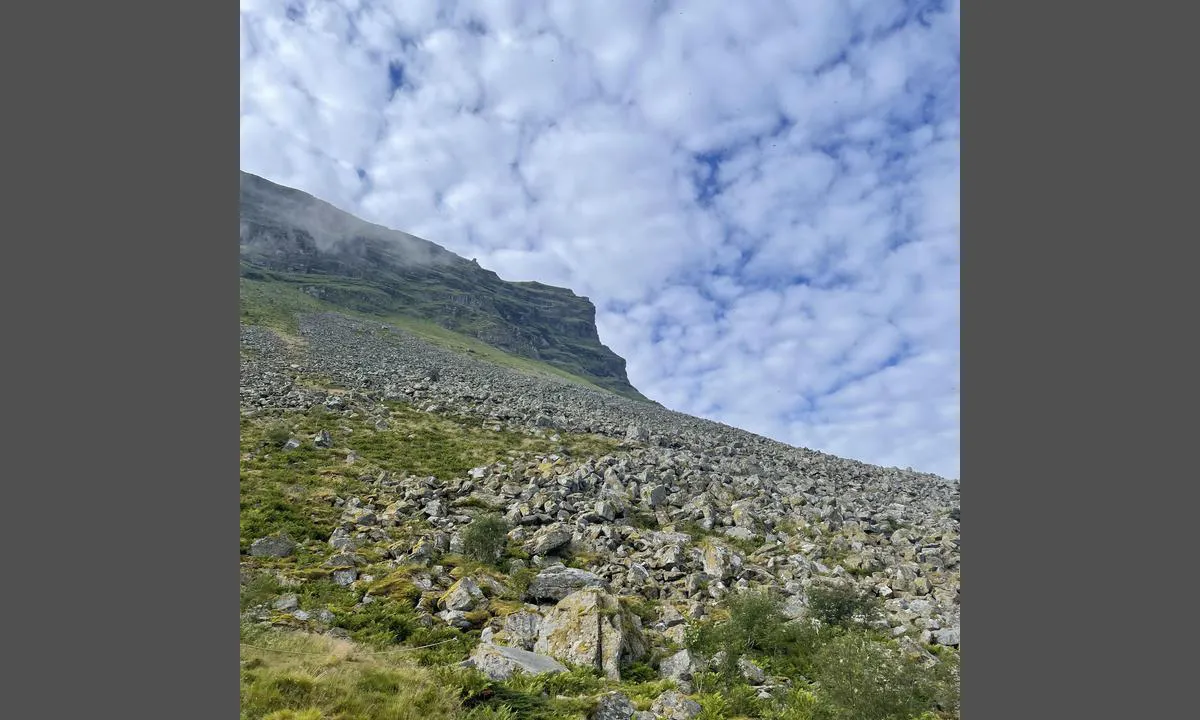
left=240, top=0, right=961, bottom=480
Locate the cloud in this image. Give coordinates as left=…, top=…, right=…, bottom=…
left=240, top=0, right=961, bottom=479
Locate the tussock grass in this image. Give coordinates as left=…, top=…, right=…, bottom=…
left=239, top=628, right=461, bottom=720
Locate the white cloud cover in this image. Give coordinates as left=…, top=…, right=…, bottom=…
left=240, top=0, right=961, bottom=479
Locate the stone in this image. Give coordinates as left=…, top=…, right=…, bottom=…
left=524, top=523, right=573, bottom=556
left=272, top=594, right=299, bottom=611
left=534, top=589, right=647, bottom=680
left=724, top=526, right=757, bottom=542
left=650, top=690, right=702, bottom=720
left=440, top=577, right=487, bottom=612
left=659, top=648, right=702, bottom=686
left=502, top=610, right=542, bottom=650
left=438, top=610, right=477, bottom=629
left=934, top=627, right=960, bottom=647
left=701, top=543, right=740, bottom=581
left=468, top=643, right=568, bottom=681
left=525, top=565, right=609, bottom=602
left=313, top=429, right=332, bottom=447
left=592, top=692, right=638, bottom=720
left=738, top=657, right=766, bottom=685
left=332, top=569, right=358, bottom=586
left=641, top=484, right=668, bottom=508
left=249, top=535, right=295, bottom=558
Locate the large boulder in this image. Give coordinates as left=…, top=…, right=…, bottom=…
left=467, top=643, right=568, bottom=681
left=439, top=577, right=487, bottom=612
left=525, top=564, right=609, bottom=602
left=524, top=523, right=573, bottom=556
left=534, top=589, right=647, bottom=680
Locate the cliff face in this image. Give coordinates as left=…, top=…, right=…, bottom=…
left=239, top=171, right=647, bottom=401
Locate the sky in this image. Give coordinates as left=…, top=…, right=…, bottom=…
left=240, top=0, right=961, bottom=480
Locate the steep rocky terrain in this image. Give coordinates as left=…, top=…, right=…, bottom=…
left=240, top=306, right=961, bottom=719
left=240, top=171, right=648, bottom=401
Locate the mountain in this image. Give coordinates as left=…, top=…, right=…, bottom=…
left=239, top=171, right=650, bottom=401
left=238, top=172, right=960, bottom=720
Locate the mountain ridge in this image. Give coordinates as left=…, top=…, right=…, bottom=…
left=239, top=171, right=650, bottom=402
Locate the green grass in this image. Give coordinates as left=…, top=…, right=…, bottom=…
left=240, top=627, right=463, bottom=720
left=239, top=275, right=649, bottom=400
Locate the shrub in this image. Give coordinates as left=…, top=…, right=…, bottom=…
left=461, top=514, right=510, bottom=566
left=806, top=583, right=883, bottom=628
left=688, top=588, right=808, bottom=682
left=808, top=632, right=951, bottom=720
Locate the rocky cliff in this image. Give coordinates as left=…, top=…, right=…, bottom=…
left=239, top=171, right=647, bottom=401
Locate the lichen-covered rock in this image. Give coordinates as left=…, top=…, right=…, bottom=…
left=439, top=577, right=487, bottom=612
left=524, top=523, right=573, bottom=556
left=500, top=610, right=542, bottom=650
left=592, top=691, right=637, bottom=720
left=249, top=535, right=295, bottom=557
left=701, top=543, right=741, bottom=581
left=468, top=643, right=567, bottom=681
left=534, top=589, right=647, bottom=680
left=526, top=565, right=609, bottom=602
left=650, top=690, right=702, bottom=720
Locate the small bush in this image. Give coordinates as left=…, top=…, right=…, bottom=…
left=265, top=421, right=293, bottom=447
left=806, top=583, right=883, bottom=628
left=809, top=632, right=953, bottom=720
left=461, top=514, right=510, bottom=566
left=689, top=588, right=804, bottom=680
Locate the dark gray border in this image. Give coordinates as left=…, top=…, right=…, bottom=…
left=7, top=4, right=236, bottom=719
left=967, top=3, right=1190, bottom=719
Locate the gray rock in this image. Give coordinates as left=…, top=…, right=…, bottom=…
left=468, top=643, right=568, bottom=681
left=438, top=610, right=476, bottom=629
left=535, top=589, right=647, bottom=681
left=272, top=594, right=300, bottom=611
left=723, top=526, right=757, bottom=542
left=659, top=648, right=702, bottom=684
left=526, top=565, right=609, bottom=602
left=651, top=690, right=702, bottom=720
left=272, top=594, right=299, bottom=611
left=332, top=569, right=357, bottom=586
left=524, top=523, right=573, bottom=556
left=249, top=535, right=296, bottom=558
left=502, top=610, right=542, bottom=650
left=592, top=691, right=638, bottom=720
left=738, top=657, right=766, bottom=684
left=641, top=484, right=668, bottom=508
left=440, top=577, right=487, bottom=612
left=934, top=627, right=960, bottom=647
left=313, top=429, right=332, bottom=447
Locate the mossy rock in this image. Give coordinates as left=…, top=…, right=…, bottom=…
left=365, top=574, right=422, bottom=605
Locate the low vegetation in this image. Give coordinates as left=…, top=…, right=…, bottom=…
left=686, top=589, right=959, bottom=720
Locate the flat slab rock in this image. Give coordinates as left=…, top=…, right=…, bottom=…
left=467, top=643, right=568, bottom=681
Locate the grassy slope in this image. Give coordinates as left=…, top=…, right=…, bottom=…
left=240, top=262, right=653, bottom=403
left=241, top=276, right=623, bottom=395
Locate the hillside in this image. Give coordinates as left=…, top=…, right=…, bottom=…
left=239, top=177, right=960, bottom=720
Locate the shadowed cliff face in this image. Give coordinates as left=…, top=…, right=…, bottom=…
left=239, top=171, right=649, bottom=401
